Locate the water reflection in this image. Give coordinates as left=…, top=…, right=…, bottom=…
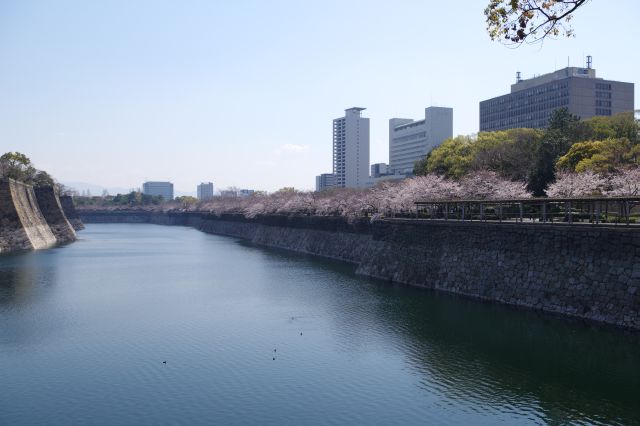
left=0, top=255, right=38, bottom=305
left=251, top=245, right=640, bottom=425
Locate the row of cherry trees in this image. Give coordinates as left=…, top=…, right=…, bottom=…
left=195, top=171, right=530, bottom=219
left=546, top=167, right=640, bottom=197
left=76, top=167, right=638, bottom=218
left=193, top=168, right=639, bottom=219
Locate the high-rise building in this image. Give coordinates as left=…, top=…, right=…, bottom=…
left=142, top=181, right=174, bottom=201
left=315, top=173, right=335, bottom=191
left=479, top=62, right=635, bottom=132
left=197, top=182, right=214, bottom=201
left=389, top=107, right=453, bottom=176
left=333, top=107, right=370, bottom=188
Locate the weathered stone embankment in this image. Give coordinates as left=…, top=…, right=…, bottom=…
left=78, top=210, right=640, bottom=330
left=60, top=195, right=85, bottom=231
left=0, top=179, right=77, bottom=253
left=34, top=187, right=76, bottom=243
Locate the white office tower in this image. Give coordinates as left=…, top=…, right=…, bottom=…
left=197, top=182, right=214, bottom=201
left=333, top=107, right=370, bottom=188
left=389, top=106, right=453, bottom=175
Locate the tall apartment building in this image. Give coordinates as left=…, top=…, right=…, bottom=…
left=480, top=62, right=635, bottom=131
left=142, top=181, right=173, bottom=201
left=333, top=107, right=370, bottom=188
left=315, top=173, right=335, bottom=192
left=197, top=182, right=214, bottom=201
left=389, top=106, right=453, bottom=175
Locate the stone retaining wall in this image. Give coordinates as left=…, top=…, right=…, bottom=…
left=60, top=195, right=85, bottom=231
left=0, top=179, right=57, bottom=252
left=34, top=187, right=76, bottom=244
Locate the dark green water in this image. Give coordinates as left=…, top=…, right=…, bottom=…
left=0, top=224, right=638, bottom=425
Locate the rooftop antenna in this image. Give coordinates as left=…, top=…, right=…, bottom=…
left=516, top=71, right=522, bottom=83
left=587, top=55, right=592, bottom=69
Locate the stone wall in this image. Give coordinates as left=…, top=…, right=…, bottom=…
left=34, top=187, right=76, bottom=244
left=60, top=195, right=85, bottom=230
left=78, top=211, right=640, bottom=330
left=0, top=179, right=57, bottom=252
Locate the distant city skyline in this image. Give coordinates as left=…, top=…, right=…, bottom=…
left=1, top=1, right=638, bottom=192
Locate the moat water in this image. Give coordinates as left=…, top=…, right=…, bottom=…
left=0, top=224, right=638, bottom=425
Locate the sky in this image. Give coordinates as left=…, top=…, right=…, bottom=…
left=0, top=0, right=638, bottom=194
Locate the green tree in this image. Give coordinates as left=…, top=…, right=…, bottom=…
left=528, top=108, right=581, bottom=195
left=472, top=128, right=544, bottom=181
left=33, top=170, right=55, bottom=187
left=0, top=152, right=37, bottom=183
left=175, top=196, right=198, bottom=208
left=581, top=112, right=639, bottom=143
left=485, top=0, right=591, bottom=45
left=556, top=138, right=638, bottom=173
left=419, top=135, right=475, bottom=179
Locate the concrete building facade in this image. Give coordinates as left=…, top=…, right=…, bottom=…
left=479, top=65, right=635, bottom=131
left=389, top=107, right=453, bottom=176
left=370, top=163, right=389, bottom=178
left=142, top=181, right=174, bottom=201
left=315, top=173, right=335, bottom=192
left=333, top=107, right=370, bottom=188
left=197, top=182, right=214, bottom=201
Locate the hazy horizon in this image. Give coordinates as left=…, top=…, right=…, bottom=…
left=1, top=1, right=638, bottom=192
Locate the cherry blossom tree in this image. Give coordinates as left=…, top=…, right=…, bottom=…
left=458, top=171, right=531, bottom=199
left=605, top=167, right=640, bottom=196
left=546, top=170, right=607, bottom=197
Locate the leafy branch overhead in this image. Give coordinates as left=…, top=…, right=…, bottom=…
left=485, top=0, right=590, bottom=45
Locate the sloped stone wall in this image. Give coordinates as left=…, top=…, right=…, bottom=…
left=59, top=195, right=85, bottom=230
left=34, top=187, right=76, bottom=244
left=0, top=179, right=56, bottom=252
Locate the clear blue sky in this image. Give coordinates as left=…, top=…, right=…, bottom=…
left=1, top=0, right=638, bottom=193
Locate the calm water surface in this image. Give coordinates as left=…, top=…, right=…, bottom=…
left=0, top=224, right=639, bottom=425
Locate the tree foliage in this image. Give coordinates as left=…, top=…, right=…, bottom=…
left=414, top=109, right=638, bottom=196
left=485, top=0, right=590, bottom=45
left=75, top=191, right=165, bottom=207
left=0, top=152, right=37, bottom=183
left=556, top=138, right=639, bottom=173
left=416, top=129, right=544, bottom=182
left=76, top=173, right=533, bottom=219
left=416, top=135, right=475, bottom=179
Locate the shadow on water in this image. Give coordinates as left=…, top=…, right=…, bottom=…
left=0, top=249, right=60, bottom=312
left=238, top=239, right=640, bottom=425
left=0, top=254, right=39, bottom=306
